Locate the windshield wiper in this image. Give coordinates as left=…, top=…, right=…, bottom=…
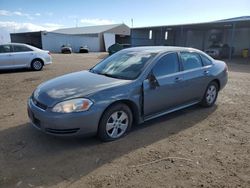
left=89, top=68, right=96, bottom=73
left=100, top=73, right=120, bottom=79
left=89, top=69, right=129, bottom=80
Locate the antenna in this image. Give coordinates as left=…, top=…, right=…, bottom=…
left=131, top=18, right=133, bottom=28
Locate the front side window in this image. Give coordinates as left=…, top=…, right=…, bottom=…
left=0, top=45, right=12, bottom=53
left=13, top=45, right=33, bottom=52
left=153, top=53, right=179, bottom=78
left=90, top=50, right=157, bottom=80
left=180, top=52, right=203, bottom=71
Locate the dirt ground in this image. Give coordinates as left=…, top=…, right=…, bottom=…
left=0, top=53, right=249, bottom=188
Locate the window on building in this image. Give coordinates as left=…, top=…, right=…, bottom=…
left=149, top=30, right=152, bottom=40
left=165, top=31, right=168, bottom=40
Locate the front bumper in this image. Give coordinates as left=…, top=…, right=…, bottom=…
left=219, top=71, right=228, bottom=91
left=27, top=97, right=103, bottom=136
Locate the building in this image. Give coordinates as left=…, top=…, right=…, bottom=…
left=131, top=16, right=250, bottom=58
left=10, top=24, right=130, bottom=52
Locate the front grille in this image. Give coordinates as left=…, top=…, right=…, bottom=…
left=32, top=96, right=47, bottom=110
left=45, top=128, right=80, bottom=134
left=33, top=116, right=41, bottom=129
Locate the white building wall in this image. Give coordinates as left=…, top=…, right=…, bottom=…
left=41, top=32, right=100, bottom=52
left=103, top=33, right=116, bottom=51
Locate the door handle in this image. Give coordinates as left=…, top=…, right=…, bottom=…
left=204, top=70, right=209, bottom=75
left=175, top=77, right=183, bottom=82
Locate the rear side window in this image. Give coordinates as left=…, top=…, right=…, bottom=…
left=153, top=53, right=179, bottom=78
left=180, top=52, right=203, bottom=71
left=0, top=45, right=12, bottom=53
left=13, top=45, right=33, bottom=52
left=200, top=54, right=212, bottom=66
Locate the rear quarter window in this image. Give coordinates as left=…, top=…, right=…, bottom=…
left=201, top=54, right=213, bottom=66
left=13, top=45, right=33, bottom=52
left=180, top=52, right=203, bottom=71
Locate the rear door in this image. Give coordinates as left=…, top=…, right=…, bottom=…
left=12, top=44, right=33, bottom=67
left=143, top=52, right=184, bottom=117
left=178, top=51, right=210, bottom=103
left=0, top=44, right=14, bottom=68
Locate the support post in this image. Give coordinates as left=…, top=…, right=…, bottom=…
left=229, top=23, right=235, bottom=60
left=181, top=26, right=184, bottom=46
left=160, top=27, right=163, bottom=46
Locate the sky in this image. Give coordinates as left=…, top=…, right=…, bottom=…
left=0, top=0, right=250, bottom=43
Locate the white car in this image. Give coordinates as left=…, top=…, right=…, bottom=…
left=0, top=43, right=52, bottom=71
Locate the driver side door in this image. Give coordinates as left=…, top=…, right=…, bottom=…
left=143, top=52, right=184, bottom=118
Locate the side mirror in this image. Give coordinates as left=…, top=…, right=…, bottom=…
left=147, top=73, right=159, bottom=89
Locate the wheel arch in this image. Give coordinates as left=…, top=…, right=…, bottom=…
left=31, top=58, right=44, bottom=67
left=211, top=79, right=220, bottom=91
left=99, top=99, right=140, bottom=127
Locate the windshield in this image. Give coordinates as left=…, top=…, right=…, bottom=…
left=90, top=50, right=157, bottom=80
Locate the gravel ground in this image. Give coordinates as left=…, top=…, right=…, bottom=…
left=0, top=53, right=249, bottom=188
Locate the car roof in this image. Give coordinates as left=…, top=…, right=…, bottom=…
left=123, top=46, right=202, bottom=54
left=1, top=43, right=42, bottom=51
left=2, top=43, right=28, bottom=46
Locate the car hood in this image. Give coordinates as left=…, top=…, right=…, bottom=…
left=33, top=70, right=131, bottom=107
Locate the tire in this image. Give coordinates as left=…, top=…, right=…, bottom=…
left=31, top=59, right=43, bottom=71
left=201, top=81, right=219, bottom=107
left=98, top=103, right=133, bottom=141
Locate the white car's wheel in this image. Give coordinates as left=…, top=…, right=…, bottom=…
left=31, top=59, right=43, bottom=71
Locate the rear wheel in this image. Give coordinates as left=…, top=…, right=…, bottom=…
left=201, top=81, right=218, bottom=107
left=98, top=103, right=133, bottom=141
left=31, top=59, right=43, bottom=71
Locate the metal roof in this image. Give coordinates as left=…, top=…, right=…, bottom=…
left=133, top=16, right=250, bottom=30
left=53, top=24, right=125, bottom=35
left=214, top=16, right=250, bottom=22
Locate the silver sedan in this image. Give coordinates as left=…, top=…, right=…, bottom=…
left=28, top=46, right=228, bottom=141
left=0, top=43, right=52, bottom=71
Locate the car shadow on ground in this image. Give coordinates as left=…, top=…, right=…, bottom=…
left=0, top=68, right=33, bottom=74
left=0, top=105, right=217, bottom=187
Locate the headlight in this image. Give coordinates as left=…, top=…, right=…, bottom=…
left=52, top=98, right=93, bottom=113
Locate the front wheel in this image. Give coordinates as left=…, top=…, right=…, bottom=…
left=98, top=103, right=133, bottom=141
left=31, top=59, right=43, bottom=71
left=201, top=81, right=219, bottom=107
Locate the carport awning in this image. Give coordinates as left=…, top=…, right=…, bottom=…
left=133, top=19, right=250, bottom=31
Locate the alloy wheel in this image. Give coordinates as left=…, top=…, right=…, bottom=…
left=106, top=111, right=129, bottom=138
left=33, top=60, right=42, bottom=70
left=206, top=85, right=217, bottom=104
